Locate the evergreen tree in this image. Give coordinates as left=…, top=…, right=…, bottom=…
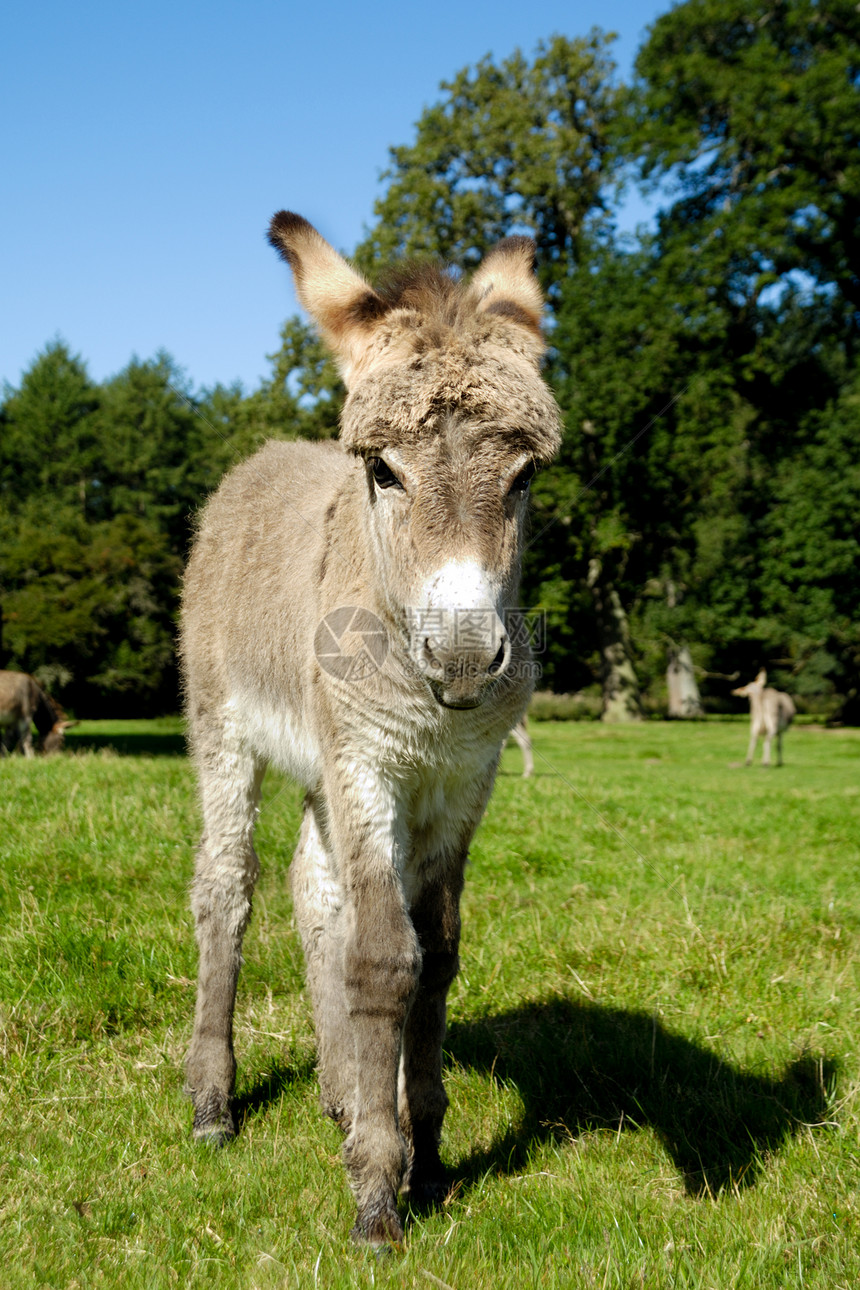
left=92, top=353, right=213, bottom=550
left=0, top=502, right=181, bottom=714
left=0, top=341, right=99, bottom=515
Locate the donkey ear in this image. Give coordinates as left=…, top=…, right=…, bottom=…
left=756, top=669, right=768, bottom=686
left=268, top=212, right=385, bottom=384
left=469, top=235, right=545, bottom=346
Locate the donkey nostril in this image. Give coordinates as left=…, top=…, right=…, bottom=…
left=488, top=639, right=508, bottom=676
left=423, top=638, right=443, bottom=674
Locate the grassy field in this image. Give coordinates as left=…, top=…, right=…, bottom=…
left=1, top=718, right=858, bottom=1288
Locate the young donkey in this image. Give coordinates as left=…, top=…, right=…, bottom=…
left=732, top=670, right=796, bottom=767
left=181, top=213, right=561, bottom=1244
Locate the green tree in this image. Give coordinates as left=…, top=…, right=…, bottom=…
left=357, top=32, right=623, bottom=285
left=0, top=502, right=181, bottom=714
left=0, top=341, right=99, bottom=515
left=92, top=354, right=213, bottom=550
left=0, top=348, right=206, bottom=712
left=757, top=370, right=860, bottom=718
left=631, top=0, right=860, bottom=323
left=532, top=237, right=728, bottom=710
left=622, top=0, right=860, bottom=713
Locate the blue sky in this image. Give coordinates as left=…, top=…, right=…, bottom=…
left=2, top=0, right=670, bottom=394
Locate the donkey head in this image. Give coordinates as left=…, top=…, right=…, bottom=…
left=732, top=670, right=767, bottom=700
left=269, top=213, right=561, bottom=708
left=41, top=718, right=78, bottom=754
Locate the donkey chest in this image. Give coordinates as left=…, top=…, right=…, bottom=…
left=396, top=751, right=498, bottom=900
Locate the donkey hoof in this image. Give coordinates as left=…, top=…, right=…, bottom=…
left=193, top=1121, right=235, bottom=1148
left=190, top=1092, right=235, bottom=1146
left=350, top=1206, right=404, bottom=1249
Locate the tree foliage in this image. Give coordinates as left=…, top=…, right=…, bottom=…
left=356, top=32, right=622, bottom=285
left=0, top=346, right=192, bottom=712
left=631, top=0, right=860, bottom=319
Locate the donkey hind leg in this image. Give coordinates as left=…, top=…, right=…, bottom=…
left=761, top=731, right=773, bottom=767
left=289, top=796, right=355, bottom=1129
left=186, top=746, right=264, bottom=1145
left=398, top=869, right=464, bottom=1208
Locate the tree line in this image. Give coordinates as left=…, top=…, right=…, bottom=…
left=2, top=0, right=858, bottom=721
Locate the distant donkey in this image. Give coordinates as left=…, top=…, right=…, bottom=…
left=0, top=670, right=77, bottom=756
left=732, top=670, right=796, bottom=767
left=180, top=212, right=561, bottom=1245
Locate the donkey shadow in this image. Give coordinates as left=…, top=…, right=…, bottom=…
left=444, top=998, right=833, bottom=1198
left=67, top=731, right=187, bottom=757
left=233, top=1054, right=318, bottom=1131
left=230, top=997, right=831, bottom=1205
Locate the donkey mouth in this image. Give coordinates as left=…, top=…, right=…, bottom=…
left=427, top=681, right=485, bottom=711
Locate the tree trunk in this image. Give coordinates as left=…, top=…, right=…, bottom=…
left=666, top=642, right=703, bottom=718
left=588, top=560, right=643, bottom=723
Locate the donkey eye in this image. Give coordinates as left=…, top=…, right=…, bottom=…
left=370, top=457, right=404, bottom=490
left=509, top=462, right=536, bottom=495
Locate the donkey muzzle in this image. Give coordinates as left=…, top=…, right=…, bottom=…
left=409, top=560, right=514, bottom=707
left=415, top=608, right=512, bottom=708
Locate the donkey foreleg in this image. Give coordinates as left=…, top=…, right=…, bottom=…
left=186, top=748, right=264, bottom=1145
left=398, top=868, right=465, bottom=1206
left=20, top=720, right=35, bottom=757
left=745, top=726, right=759, bottom=767
left=341, top=875, right=421, bottom=1246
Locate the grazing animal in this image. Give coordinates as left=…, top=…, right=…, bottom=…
left=0, top=670, right=76, bottom=756
left=732, top=670, right=796, bottom=767
left=180, top=212, right=561, bottom=1245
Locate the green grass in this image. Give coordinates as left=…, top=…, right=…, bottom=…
left=1, top=719, right=858, bottom=1287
